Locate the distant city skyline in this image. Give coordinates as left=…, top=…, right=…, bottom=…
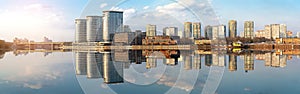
left=0, top=0, right=300, bottom=42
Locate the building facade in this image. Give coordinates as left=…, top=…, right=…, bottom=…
left=184, top=22, right=193, bottom=38
left=163, top=27, right=178, bottom=36
left=280, top=24, right=287, bottom=38
left=271, top=24, right=280, bottom=40
left=103, top=11, right=124, bottom=42
left=264, top=25, right=272, bottom=39
left=205, top=25, right=213, bottom=39
left=86, top=16, right=103, bottom=42
left=193, top=22, right=201, bottom=39
left=244, top=21, right=254, bottom=39
left=228, top=20, right=237, bottom=38
left=146, top=24, right=157, bottom=36
left=75, top=19, right=87, bottom=43
left=255, top=30, right=265, bottom=38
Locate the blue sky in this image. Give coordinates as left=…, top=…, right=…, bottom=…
left=0, top=0, right=299, bottom=41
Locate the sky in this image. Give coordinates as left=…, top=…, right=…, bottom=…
left=0, top=0, right=299, bottom=42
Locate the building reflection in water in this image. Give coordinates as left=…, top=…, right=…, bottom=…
left=228, top=54, right=237, bottom=72
left=74, top=49, right=291, bottom=85
left=103, top=52, right=124, bottom=84
left=244, top=53, right=254, bottom=73
left=75, top=51, right=124, bottom=84
left=75, top=52, right=87, bottom=75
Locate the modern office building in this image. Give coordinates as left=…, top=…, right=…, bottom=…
left=103, top=11, right=123, bottom=42
left=163, top=27, right=178, bottom=36
left=184, top=22, right=193, bottom=38
left=86, top=16, right=103, bottom=42
left=244, top=21, right=254, bottom=39
left=264, top=25, right=272, bottom=39
left=271, top=24, right=280, bottom=40
left=193, top=22, right=201, bottom=39
left=146, top=24, right=157, bottom=36
left=75, top=19, right=87, bottom=43
left=228, top=20, right=237, bottom=38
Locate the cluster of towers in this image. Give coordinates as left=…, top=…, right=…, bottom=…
left=75, top=11, right=123, bottom=43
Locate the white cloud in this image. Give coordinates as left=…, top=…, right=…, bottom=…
left=155, top=0, right=220, bottom=25
left=110, top=7, right=136, bottom=21
left=143, top=6, right=149, bottom=10
left=100, top=3, right=108, bottom=8
left=24, top=83, right=43, bottom=89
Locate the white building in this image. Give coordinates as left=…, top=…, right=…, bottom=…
left=75, top=19, right=87, bottom=43
left=86, top=16, right=103, bottom=42
left=163, top=27, right=178, bottom=36
left=146, top=24, right=157, bottom=36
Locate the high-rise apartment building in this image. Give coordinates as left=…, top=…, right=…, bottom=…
left=264, top=25, right=271, bottom=39
left=163, top=27, right=178, bottom=36
left=193, top=22, right=201, bottom=39
left=271, top=24, right=280, bottom=40
left=184, top=22, right=193, bottom=38
left=244, top=21, right=254, bottom=39
left=228, top=20, right=237, bottom=38
left=146, top=24, right=157, bottom=36
left=205, top=25, right=213, bottom=39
